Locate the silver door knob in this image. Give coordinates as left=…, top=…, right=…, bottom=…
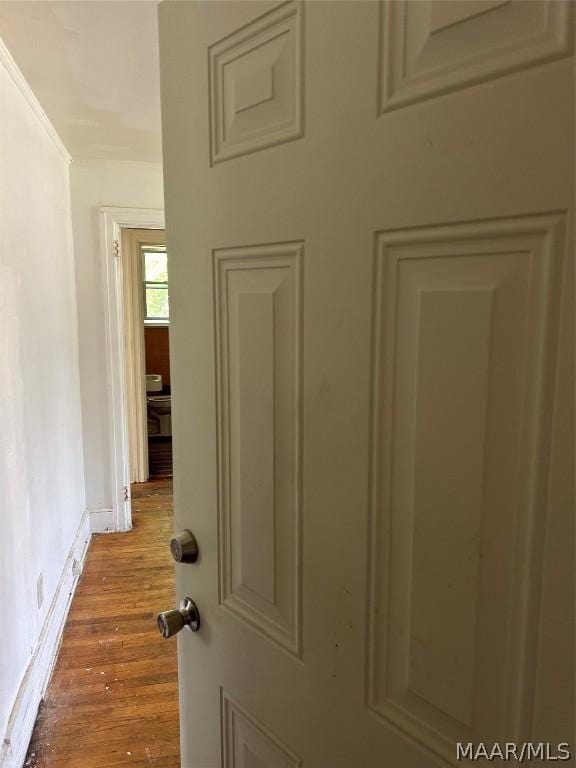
left=157, top=597, right=200, bottom=638
left=170, top=529, right=199, bottom=563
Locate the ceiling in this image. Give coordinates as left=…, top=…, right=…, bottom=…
left=0, top=1, right=162, bottom=162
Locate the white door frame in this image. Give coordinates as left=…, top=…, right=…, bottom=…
left=100, top=206, right=165, bottom=531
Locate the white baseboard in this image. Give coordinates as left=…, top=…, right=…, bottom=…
left=0, top=511, right=90, bottom=768
left=88, top=507, right=115, bottom=533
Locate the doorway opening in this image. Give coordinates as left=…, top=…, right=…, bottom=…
left=143, top=245, right=172, bottom=480
left=121, top=227, right=173, bottom=484
left=99, top=206, right=166, bottom=532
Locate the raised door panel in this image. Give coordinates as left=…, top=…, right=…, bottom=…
left=214, top=242, right=303, bottom=657
left=222, top=692, right=302, bottom=768
left=209, top=0, right=304, bottom=164
left=367, top=214, right=566, bottom=763
left=379, top=0, right=573, bottom=112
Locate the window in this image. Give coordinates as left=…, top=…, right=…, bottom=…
left=142, top=246, right=169, bottom=323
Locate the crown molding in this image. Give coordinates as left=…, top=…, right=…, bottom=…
left=0, top=35, right=71, bottom=164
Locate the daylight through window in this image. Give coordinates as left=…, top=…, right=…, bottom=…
left=142, top=246, right=169, bottom=323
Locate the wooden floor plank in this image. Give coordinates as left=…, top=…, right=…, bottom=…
left=25, top=480, right=180, bottom=768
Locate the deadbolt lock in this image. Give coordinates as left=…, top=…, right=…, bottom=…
left=170, top=529, right=199, bottom=563
left=157, top=597, right=200, bottom=639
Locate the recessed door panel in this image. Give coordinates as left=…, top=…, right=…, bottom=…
left=367, top=215, right=566, bottom=761
left=222, top=692, right=301, bottom=768
left=209, top=0, right=303, bottom=164
left=379, top=0, right=573, bottom=111
left=214, top=243, right=303, bottom=657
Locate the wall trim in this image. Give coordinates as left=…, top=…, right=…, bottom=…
left=0, top=512, right=90, bottom=768
left=100, top=207, right=165, bottom=532
left=0, top=37, right=71, bottom=164
left=88, top=507, right=116, bottom=534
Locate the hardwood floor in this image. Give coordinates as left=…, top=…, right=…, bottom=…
left=25, top=480, right=180, bottom=768
left=147, top=438, right=173, bottom=480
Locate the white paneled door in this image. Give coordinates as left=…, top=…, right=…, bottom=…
left=158, top=2, right=574, bottom=766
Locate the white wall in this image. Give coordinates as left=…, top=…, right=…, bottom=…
left=70, top=160, right=164, bottom=515
left=0, top=39, right=88, bottom=768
